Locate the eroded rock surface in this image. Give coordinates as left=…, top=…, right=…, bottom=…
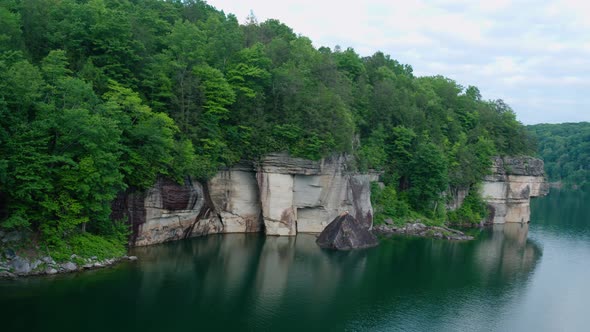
left=258, top=153, right=375, bottom=236
left=115, top=154, right=376, bottom=245
left=316, top=212, right=379, bottom=250
left=481, top=156, right=548, bottom=224
left=112, top=177, right=222, bottom=246
left=209, top=167, right=263, bottom=233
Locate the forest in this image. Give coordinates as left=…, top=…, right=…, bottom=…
left=528, top=122, right=589, bottom=190
left=0, top=0, right=534, bottom=254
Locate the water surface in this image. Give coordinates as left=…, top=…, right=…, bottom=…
left=1, top=190, right=588, bottom=331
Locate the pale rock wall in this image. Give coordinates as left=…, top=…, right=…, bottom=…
left=481, top=157, right=548, bottom=224
left=257, top=172, right=297, bottom=236
left=257, top=154, right=374, bottom=235
left=120, top=154, right=376, bottom=246
left=208, top=168, right=263, bottom=233
left=130, top=178, right=222, bottom=247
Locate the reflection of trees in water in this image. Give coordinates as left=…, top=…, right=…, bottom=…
left=0, top=224, right=545, bottom=331
left=129, top=234, right=370, bottom=328
left=532, top=189, right=590, bottom=231
left=127, top=228, right=541, bottom=330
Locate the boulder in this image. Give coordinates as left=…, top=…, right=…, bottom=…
left=30, top=259, right=43, bottom=270
left=316, top=212, right=379, bottom=250
left=10, top=256, right=31, bottom=275
left=41, top=256, right=55, bottom=264
left=61, top=262, right=77, bottom=271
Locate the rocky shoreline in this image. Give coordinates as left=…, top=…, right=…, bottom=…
left=0, top=252, right=137, bottom=279
left=372, top=222, right=474, bottom=241
left=0, top=229, right=137, bottom=279
left=2, top=221, right=473, bottom=279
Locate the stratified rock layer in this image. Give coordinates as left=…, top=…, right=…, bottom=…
left=114, top=154, right=546, bottom=246
left=209, top=166, right=263, bottom=233
left=257, top=154, right=375, bottom=236
left=112, top=178, right=223, bottom=246
left=114, top=154, right=376, bottom=246
left=316, top=212, right=379, bottom=250
left=481, top=156, right=548, bottom=224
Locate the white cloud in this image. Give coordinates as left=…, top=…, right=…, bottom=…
left=207, top=0, right=590, bottom=124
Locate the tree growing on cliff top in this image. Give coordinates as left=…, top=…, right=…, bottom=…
left=0, top=0, right=536, bottom=242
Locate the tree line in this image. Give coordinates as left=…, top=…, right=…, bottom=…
left=528, top=122, right=589, bottom=190
left=0, top=0, right=534, bottom=249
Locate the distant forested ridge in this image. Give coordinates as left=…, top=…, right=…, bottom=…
left=0, top=0, right=534, bottom=249
left=528, top=122, right=590, bottom=190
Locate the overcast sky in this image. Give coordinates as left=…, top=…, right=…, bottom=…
left=207, top=0, right=589, bottom=125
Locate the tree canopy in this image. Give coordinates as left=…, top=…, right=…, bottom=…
left=528, top=122, right=589, bottom=190
left=0, top=0, right=535, bottom=244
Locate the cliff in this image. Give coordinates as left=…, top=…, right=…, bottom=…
left=114, top=155, right=546, bottom=247
left=481, top=156, right=548, bottom=224
left=113, top=154, right=376, bottom=246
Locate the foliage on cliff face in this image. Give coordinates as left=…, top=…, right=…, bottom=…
left=0, top=0, right=535, bottom=241
left=447, top=188, right=488, bottom=225
left=528, top=122, right=590, bottom=190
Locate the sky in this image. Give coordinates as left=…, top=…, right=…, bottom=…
left=206, top=0, right=590, bottom=125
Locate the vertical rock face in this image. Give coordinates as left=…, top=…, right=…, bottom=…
left=481, top=157, right=548, bottom=224
left=257, top=153, right=375, bottom=236
left=208, top=166, right=263, bottom=233
left=112, top=178, right=222, bottom=247
left=257, top=172, right=297, bottom=236
left=117, top=154, right=376, bottom=246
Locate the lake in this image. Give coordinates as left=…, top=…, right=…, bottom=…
left=1, top=190, right=588, bottom=332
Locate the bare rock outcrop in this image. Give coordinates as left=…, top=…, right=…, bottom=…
left=481, top=156, right=548, bottom=224
left=208, top=166, right=263, bottom=233
left=112, top=177, right=222, bottom=246
left=115, top=154, right=377, bottom=246
left=257, top=153, right=375, bottom=236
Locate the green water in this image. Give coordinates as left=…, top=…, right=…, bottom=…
left=1, top=190, right=589, bottom=332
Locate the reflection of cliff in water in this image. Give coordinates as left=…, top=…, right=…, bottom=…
left=128, top=227, right=542, bottom=330
left=474, top=223, right=542, bottom=283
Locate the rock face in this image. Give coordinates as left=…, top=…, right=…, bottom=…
left=481, top=156, right=548, bottom=224
left=112, top=177, right=223, bottom=246
left=316, top=212, right=379, bottom=250
left=209, top=166, right=263, bottom=233
left=115, top=154, right=376, bottom=246
left=257, top=154, right=375, bottom=236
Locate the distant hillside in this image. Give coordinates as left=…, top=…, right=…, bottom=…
left=528, top=122, right=590, bottom=189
